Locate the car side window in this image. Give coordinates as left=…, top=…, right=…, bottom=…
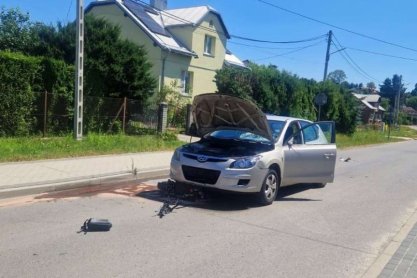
left=283, top=122, right=302, bottom=145
left=300, top=121, right=328, bottom=145
left=268, top=120, right=285, bottom=142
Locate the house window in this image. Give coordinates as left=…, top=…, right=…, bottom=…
left=209, top=20, right=214, bottom=28
left=204, top=35, right=215, bottom=56
left=181, top=71, right=193, bottom=95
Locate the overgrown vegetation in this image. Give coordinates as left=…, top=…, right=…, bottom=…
left=215, top=64, right=357, bottom=134
left=155, top=81, right=191, bottom=128
left=0, top=8, right=156, bottom=136
left=0, top=133, right=183, bottom=162
left=336, top=126, right=417, bottom=148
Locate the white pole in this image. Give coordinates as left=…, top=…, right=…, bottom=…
left=74, top=0, right=84, bottom=140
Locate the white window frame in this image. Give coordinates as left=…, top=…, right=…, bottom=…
left=204, top=35, right=215, bottom=56
left=180, top=70, right=193, bottom=95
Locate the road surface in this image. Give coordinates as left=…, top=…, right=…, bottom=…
left=1, top=140, right=416, bottom=277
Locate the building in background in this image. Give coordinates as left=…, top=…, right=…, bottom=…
left=352, top=92, right=386, bottom=124
left=87, top=0, right=246, bottom=97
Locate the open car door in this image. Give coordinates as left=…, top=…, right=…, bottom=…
left=282, top=121, right=336, bottom=185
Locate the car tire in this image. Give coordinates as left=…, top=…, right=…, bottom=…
left=313, top=183, right=326, bottom=188
left=257, top=169, right=279, bottom=206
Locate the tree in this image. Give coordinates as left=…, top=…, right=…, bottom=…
left=29, top=22, right=63, bottom=58
left=379, top=74, right=406, bottom=108
left=0, top=7, right=34, bottom=53
left=406, top=96, right=417, bottom=110
left=215, top=63, right=356, bottom=134
left=411, top=83, right=417, bottom=96
left=38, top=15, right=157, bottom=101
left=215, top=66, right=252, bottom=99
left=327, top=70, right=347, bottom=84
left=366, top=82, right=376, bottom=90
left=365, top=82, right=377, bottom=94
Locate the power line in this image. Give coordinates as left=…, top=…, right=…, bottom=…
left=133, top=0, right=228, bottom=37
left=346, top=47, right=417, bottom=62
left=228, top=41, right=323, bottom=50
left=133, top=0, right=326, bottom=47
left=331, top=39, right=380, bottom=83
left=332, top=35, right=380, bottom=82
left=333, top=43, right=379, bottom=82
left=255, top=40, right=325, bottom=61
left=257, top=0, right=417, bottom=53
left=231, top=34, right=326, bottom=44
left=66, top=0, right=73, bottom=22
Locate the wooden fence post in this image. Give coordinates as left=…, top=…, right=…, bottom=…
left=123, top=97, right=127, bottom=134
left=43, top=91, right=48, bottom=137
left=157, top=102, right=168, bottom=133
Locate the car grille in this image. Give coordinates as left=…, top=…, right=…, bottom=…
left=182, top=165, right=220, bottom=185
left=183, top=153, right=228, bottom=163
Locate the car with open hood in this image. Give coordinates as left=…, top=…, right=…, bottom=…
left=170, top=94, right=337, bottom=205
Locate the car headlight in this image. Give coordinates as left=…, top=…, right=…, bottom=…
left=230, top=155, right=261, bottom=169
left=173, top=149, right=181, bottom=161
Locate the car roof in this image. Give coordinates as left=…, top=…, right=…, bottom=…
left=266, top=114, right=306, bottom=122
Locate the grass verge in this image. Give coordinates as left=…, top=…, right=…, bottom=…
left=337, top=125, right=417, bottom=149
left=0, top=126, right=416, bottom=162
left=0, top=133, right=184, bottom=162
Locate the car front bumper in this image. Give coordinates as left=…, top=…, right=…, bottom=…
left=170, top=154, right=268, bottom=193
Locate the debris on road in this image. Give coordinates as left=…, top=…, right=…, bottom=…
left=340, top=157, right=351, bottom=162
left=156, top=180, right=205, bottom=218
left=78, top=218, right=112, bottom=234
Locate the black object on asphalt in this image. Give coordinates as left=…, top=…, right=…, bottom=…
left=79, top=218, right=112, bottom=234
left=156, top=180, right=205, bottom=218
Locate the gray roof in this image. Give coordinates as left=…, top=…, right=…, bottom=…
left=352, top=93, right=385, bottom=111
left=87, top=0, right=231, bottom=57
left=353, top=93, right=381, bottom=103
left=87, top=0, right=196, bottom=57
left=224, top=50, right=247, bottom=68
left=162, top=6, right=230, bottom=38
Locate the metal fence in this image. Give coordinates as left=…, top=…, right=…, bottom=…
left=29, top=92, right=186, bottom=137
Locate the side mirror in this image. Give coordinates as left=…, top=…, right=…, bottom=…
left=287, top=138, right=294, bottom=149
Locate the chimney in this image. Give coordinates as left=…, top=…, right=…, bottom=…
left=150, top=0, right=167, bottom=10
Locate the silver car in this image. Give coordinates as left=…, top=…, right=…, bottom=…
left=170, top=94, right=337, bottom=205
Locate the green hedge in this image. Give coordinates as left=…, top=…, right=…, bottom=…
left=0, top=52, right=39, bottom=136
left=0, top=51, right=74, bottom=136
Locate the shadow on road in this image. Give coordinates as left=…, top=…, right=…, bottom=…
left=279, top=183, right=323, bottom=201
left=138, top=181, right=322, bottom=212
left=33, top=179, right=321, bottom=212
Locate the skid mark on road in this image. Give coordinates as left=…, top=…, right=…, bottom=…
left=0, top=181, right=159, bottom=208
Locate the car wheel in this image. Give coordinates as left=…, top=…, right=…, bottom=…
left=257, top=169, right=279, bottom=205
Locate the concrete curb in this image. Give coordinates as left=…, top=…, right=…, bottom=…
left=0, top=168, right=169, bottom=199
left=362, top=207, right=417, bottom=277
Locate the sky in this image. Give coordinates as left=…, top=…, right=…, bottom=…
left=2, top=0, right=417, bottom=91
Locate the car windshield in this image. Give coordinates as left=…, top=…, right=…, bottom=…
left=268, top=120, right=285, bottom=142
left=207, top=129, right=271, bottom=143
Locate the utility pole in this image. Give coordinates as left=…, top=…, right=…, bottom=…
left=74, top=0, right=84, bottom=140
left=394, top=77, right=402, bottom=126
left=323, top=30, right=332, bottom=81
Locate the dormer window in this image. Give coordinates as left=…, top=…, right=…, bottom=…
left=209, top=20, right=214, bottom=28
left=204, top=35, right=215, bottom=56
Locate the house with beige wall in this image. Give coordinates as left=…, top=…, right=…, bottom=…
left=86, top=0, right=246, bottom=98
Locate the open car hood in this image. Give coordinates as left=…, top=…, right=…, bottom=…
left=192, top=94, right=273, bottom=141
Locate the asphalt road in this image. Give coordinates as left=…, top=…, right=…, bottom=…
left=1, top=140, right=417, bottom=278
